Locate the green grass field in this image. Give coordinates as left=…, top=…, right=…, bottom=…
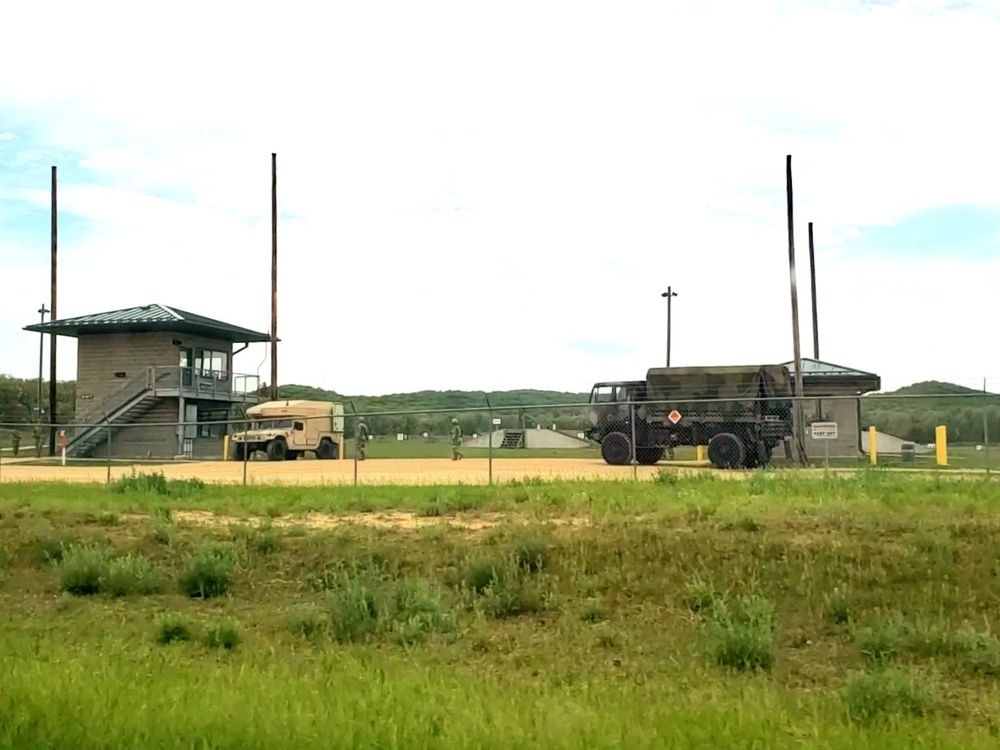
left=3, top=472, right=1000, bottom=747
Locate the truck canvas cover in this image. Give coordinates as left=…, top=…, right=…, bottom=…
left=643, top=365, right=793, bottom=415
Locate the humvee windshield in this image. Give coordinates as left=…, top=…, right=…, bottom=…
left=250, top=419, right=295, bottom=430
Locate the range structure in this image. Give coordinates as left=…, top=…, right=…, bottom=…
left=23, top=303, right=271, bottom=460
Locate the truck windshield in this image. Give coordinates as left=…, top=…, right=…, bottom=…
left=589, top=385, right=629, bottom=404
left=250, top=419, right=294, bottom=429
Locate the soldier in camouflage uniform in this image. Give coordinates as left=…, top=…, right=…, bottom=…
left=10, top=430, right=21, bottom=457
left=450, top=418, right=463, bottom=461
left=356, top=417, right=370, bottom=461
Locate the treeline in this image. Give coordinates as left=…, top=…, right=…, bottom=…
left=0, top=375, right=76, bottom=429
left=861, top=382, right=1000, bottom=445
left=269, top=384, right=593, bottom=437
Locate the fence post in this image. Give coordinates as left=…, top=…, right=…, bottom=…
left=242, top=416, right=249, bottom=487
left=983, top=388, right=991, bottom=476
left=935, top=425, right=948, bottom=466
left=350, top=401, right=359, bottom=487
left=105, top=414, right=112, bottom=485
left=869, top=426, right=877, bottom=466
left=630, top=402, right=638, bottom=481
left=485, top=393, right=493, bottom=486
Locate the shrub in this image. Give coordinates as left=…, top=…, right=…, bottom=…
left=823, top=587, right=852, bottom=625
left=841, top=668, right=930, bottom=724
left=325, top=577, right=387, bottom=643
left=100, top=554, right=163, bottom=597
left=178, top=544, right=235, bottom=599
left=705, top=593, right=775, bottom=672
left=858, top=617, right=905, bottom=664
left=288, top=605, right=328, bottom=638
left=512, top=535, right=548, bottom=573
left=204, top=619, right=241, bottom=650
left=112, top=469, right=205, bottom=497
left=155, top=613, right=194, bottom=645
left=58, top=544, right=110, bottom=596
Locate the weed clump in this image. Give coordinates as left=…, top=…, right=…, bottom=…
left=703, top=593, right=776, bottom=672
left=112, top=469, right=205, bottom=497
left=155, top=613, right=194, bottom=645
left=58, top=544, right=110, bottom=596
left=204, top=619, right=241, bottom=650
left=841, top=668, right=930, bottom=724
left=178, top=544, right=235, bottom=599
left=460, top=554, right=546, bottom=619
left=100, top=554, right=163, bottom=597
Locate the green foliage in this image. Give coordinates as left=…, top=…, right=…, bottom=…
left=111, top=469, right=205, bottom=497
left=100, top=554, right=163, bottom=597
left=702, top=593, right=776, bottom=672
left=178, top=544, right=235, bottom=599
left=841, top=668, right=931, bottom=724
left=58, top=544, right=109, bottom=596
left=204, top=619, right=241, bottom=650
left=155, top=613, right=194, bottom=645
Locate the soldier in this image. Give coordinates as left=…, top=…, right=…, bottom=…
left=450, top=418, right=464, bottom=461
left=10, top=430, right=21, bottom=457
left=33, top=426, right=42, bottom=459
left=356, top=417, right=370, bottom=461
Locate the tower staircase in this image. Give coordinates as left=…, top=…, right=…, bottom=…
left=66, top=368, right=163, bottom=459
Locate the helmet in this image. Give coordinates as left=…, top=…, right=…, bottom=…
left=451, top=418, right=458, bottom=424
left=358, top=416, right=365, bottom=422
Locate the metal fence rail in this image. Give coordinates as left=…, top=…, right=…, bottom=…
left=2, top=391, right=997, bottom=486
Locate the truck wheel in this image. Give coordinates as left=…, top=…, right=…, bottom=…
left=708, top=432, right=745, bottom=470
left=232, top=444, right=246, bottom=461
left=316, top=438, right=336, bottom=460
left=286, top=450, right=301, bottom=461
left=266, top=437, right=287, bottom=461
left=600, top=432, right=632, bottom=465
left=636, top=446, right=664, bottom=465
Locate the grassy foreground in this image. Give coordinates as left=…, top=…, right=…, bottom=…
left=2, top=472, right=1000, bottom=748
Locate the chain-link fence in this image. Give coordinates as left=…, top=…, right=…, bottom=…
left=2, top=390, right=998, bottom=485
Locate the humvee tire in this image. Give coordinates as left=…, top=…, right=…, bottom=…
left=266, top=437, right=288, bottom=461
left=316, top=438, right=337, bottom=460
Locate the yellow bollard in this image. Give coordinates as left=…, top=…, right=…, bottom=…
left=869, top=426, right=877, bottom=465
left=338, top=438, right=345, bottom=460
left=223, top=435, right=230, bottom=461
left=696, top=445, right=707, bottom=462
left=935, top=425, right=948, bottom=466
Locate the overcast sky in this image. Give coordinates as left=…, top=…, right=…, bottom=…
left=2, top=0, right=999, bottom=395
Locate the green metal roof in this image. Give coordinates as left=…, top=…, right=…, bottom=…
left=23, top=303, right=273, bottom=343
left=780, top=358, right=878, bottom=379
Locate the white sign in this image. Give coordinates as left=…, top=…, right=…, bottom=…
left=810, top=422, right=838, bottom=440
left=492, top=418, right=501, bottom=425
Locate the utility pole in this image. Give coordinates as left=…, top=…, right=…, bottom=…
left=661, top=287, right=677, bottom=367
left=49, top=165, right=58, bottom=455
left=37, top=304, right=49, bottom=424
left=270, top=152, right=278, bottom=401
left=785, top=155, right=808, bottom=466
left=808, top=222, right=819, bottom=360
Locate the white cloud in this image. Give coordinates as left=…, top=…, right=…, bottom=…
left=0, top=0, right=999, bottom=396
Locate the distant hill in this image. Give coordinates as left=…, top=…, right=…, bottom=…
left=863, top=381, right=998, bottom=445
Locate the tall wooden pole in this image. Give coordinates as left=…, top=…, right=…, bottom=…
left=270, top=153, right=278, bottom=400
left=786, top=155, right=807, bottom=465
left=49, top=166, right=58, bottom=455
left=808, top=221, right=819, bottom=360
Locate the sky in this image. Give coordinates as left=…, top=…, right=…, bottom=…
left=2, top=0, right=999, bottom=396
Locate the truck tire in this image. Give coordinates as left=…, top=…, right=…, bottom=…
left=266, top=437, right=288, bottom=461
left=316, top=438, right=336, bottom=460
left=600, top=432, right=632, bottom=465
left=636, top=446, right=664, bottom=465
left=708, top=432, right=745, bottom=470
left=744, top=441, right=772, bottom=469
left=232, top=443, right=246, bottom=461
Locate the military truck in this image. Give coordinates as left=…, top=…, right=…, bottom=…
left=585, top=365, right=795, bottom=469
left=230, top=399, right=344, bottom=461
